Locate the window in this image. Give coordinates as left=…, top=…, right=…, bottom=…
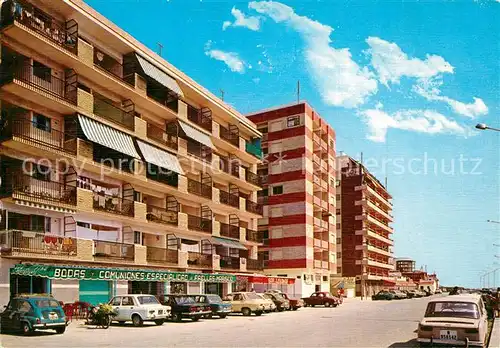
left=134, top=231, right=142, bottom=245
left=262, top=230, right=269, bottom=239
left=337, top=252, right=342, bottom=259
left=336, top=180, right=341, bottom=187
left=111, top=297, right=121, bottom=306
left=77, top=82, right=91, bottom=94
left=18, top=300, right=32, bottom=314
left=330, top=140, right=334, bottom=149
left=336, top=223, right=341, bottom=230
left=323, top=276, right=328, bottom=282
left=336, top=194, right=341, bottom=201
left=262, top=147, right=268, bottom=155
left=259, top=127, right=268, bottom=134
left=77, top=221, right=90, bottom=228
left=33, top=113, right=51, bottom=132
left=32, top=164, right=51, bottom=181
left=336, top=209, right=341, bottom=215
left=33, top=61, right=51, bottom=82
left=122, top=297, right=134, bottom=306
left=337, top=267, right=342, bottom=274
left=287, top=116, right=300, bottom=127
left=336, top=237, right=341, bottom=244
left=272, top=186, right=283, bottom=195
left=233, top=294, right=243, bottom=301
left=258, top=188, right=269, bottom=197
left=31, top=215, right=48, bottom=232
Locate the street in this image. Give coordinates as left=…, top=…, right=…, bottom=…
left=0, top=297, right=434, bottom=348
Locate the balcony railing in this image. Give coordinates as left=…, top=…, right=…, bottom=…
left=92, top=193, right=134, bottom=217
left=93, top=47, right=128, bottom=82
left=260, top=175, right=268, bottom=185
left=146, top=123, right=178, bottom=150
left=219, top=190, right=239, bottom=208
left=1, top=118, right=77, bottom=154
left=219, top=222, right=240, bottom=239
left=219, top=255, right=240, bottom=269
left=247, top=258, right=264, bottom=270
left=187, top=104, right=212, bottom=132
left=219, top=125, right=239, bottom=147
left=231, top=164, right=240, bottom=178
left=0, top=174, right=77, bottom=206
left=187, top=251, right=212, bottom=268
left=187, top=141, right=212, bottom=163
left=0, top=0, right=78, bottom=54
left=245, top=171, right=261, bottom=187
left=246, top=200, right=263, bottom=215
left=146, top=205, right=178, bottom=225
left=93, top=95, right=135, bottom=130
left=94, top=240, right=134, bottom=261
left=146, top=247, right=178, bottom=264
left=1, top=65, right=77, bottom=104
left=0, top=230, right=77, bottom=257
left=257, top=196, right=268, bottom=206
left=246, top=229, right=263, bottom=243
left=187, top=215, right=212, bottom=234
left=187, top=179, right=212, bottom=199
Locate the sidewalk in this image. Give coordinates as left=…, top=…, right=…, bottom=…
left=489, top=318, right=499, bottom=348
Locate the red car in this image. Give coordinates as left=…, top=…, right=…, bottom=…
left=280, top=293, right=304, bottom=311
left=302, top=292, right=339, bottom=307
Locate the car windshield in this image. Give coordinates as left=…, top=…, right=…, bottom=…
left=246, top=293, right=261, bottom=300
left=175, top=296, right=195, bottom=305
left=425, top=301, right=480, bottom=319
left=34, top=299, right=60, bottom=308
left=137, top=296, right=160, bottom=305
left=263, top=293, right=274, bottom=299
left=206, top=295, right=222, bottom=303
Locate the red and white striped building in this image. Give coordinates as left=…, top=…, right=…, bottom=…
left=247, top=102, right=337, bottom=297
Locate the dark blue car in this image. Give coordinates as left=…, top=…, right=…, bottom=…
left=191, top=294, right=232, bottom=319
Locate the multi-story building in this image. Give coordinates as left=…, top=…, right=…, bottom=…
left=336, top=155, right=395, bottom=297
left=0, top=0, right=269, bottom=305
left=246, top=102, right=337, bottom=297
left=396, top=258, right=416, bottom=273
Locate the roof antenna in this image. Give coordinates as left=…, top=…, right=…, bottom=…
left=297, top=80, right=300, bottom=104
left=157, top=43, right=164, bottom=57
left=220, top=89, right=225, bottom=102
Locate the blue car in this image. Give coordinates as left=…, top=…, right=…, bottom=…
left=0, top=294, right=67, bottom=335
left=190, top=294, right=232, bottom=319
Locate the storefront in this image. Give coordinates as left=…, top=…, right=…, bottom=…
left=236, top=275, right=296, bottom=295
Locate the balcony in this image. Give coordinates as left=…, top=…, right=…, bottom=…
left=187, top=104, right=212, bottom=132
left=146, top=205, right=178, bottom=225
left=93, top=94, right=135, bottom=131
left=245, top=141, right=262, bottom=159
left=365, top=258, right=393, bottom=270
left=93, top=47, right=129, bottom=83
left=246, top=229, right=263, bottom=243
left=246, top=200, right=263, bottom=215
left=231, top=164, right=240, bottom=178
left=0, top=118, right=77, bottom=155
left=219, top=255, right=240, bottom=270
left=187, top=179, right=212, bottom=199
left=247, top=259, right=264, bottom=271
left=366, top=214, right=393, bottom=234
left=146, top=247, right=178, bottom=264
left=366, top=199, right=393, bottom=222
left=187, top=215, right=212, bottom=234
left=245, top=171, right=261, bottom=187
left=94, top=240, right=134, bottom=261
left=365, top=229, right=394, bottom=246
left=187, top=141, right=212, bottom=163
left=219, top=125, right=239, bottom=147
left=219, top=222, right=240, bottom=239
left=219, top=190, right=239, bottom=208
left=187, top=251, right=212, bottom=268
left=260, top=175, right=268, bottom=185
left=92, top=192, right=134, bottom=217
left=0, top=173, right=77, bottom=206
left=146, top=122, right=178, bottom=150
left=0, top=230, right=77, bottom=258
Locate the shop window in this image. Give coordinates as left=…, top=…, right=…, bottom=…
left=287, top=115, right=300, bottom=128
left=33, top=113, right=51, bottom=132
left=33, top=61, right=51, bottom=82
left=170, top=282, right=187, bottom=294
left=272, top=185, right=283, bottom=195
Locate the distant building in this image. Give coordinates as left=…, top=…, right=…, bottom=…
left=396, top=258, right=416, bottom=273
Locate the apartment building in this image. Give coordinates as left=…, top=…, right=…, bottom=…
left=336, top=155, right=395, bottom=298
left=0, top=0, right=267, bottom=305
left=396, top=258, right=416, bottom=273
left=246, top=102, right=337, bottom=297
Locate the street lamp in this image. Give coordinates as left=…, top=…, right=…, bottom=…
left=487, top=220, right=500, bottom=224
left=475, top=123, right=500, bottom=132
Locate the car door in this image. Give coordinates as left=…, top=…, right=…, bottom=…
left=478, top=299, right=488, bottom=341
left=15, top=300, right=33, bottom=331
left=120, top=296, right=135, bottom=320
left=109, top=296, right=124, bottom=321
left=0, top=299, right=17, bottom=330
left=232, top=294, right=244, bottom=312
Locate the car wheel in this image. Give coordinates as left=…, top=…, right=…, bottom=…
left=241, top=307, right=251, bottom=316
left=191, top=316, right=200, bottom=322
left=292, top=307, right=298, bottom=311
left=325, top=302, right=331, bottom=307
left=254, top=311, right=263, bottom=316
left=206, top=313, right=213, bottom=319
left=172, top=313, right=182, bottom=322
left=219, top=314, right=227, bottom=319
left=21, top=322, right=32, bottom=335
left=154, top=320, right=164, bottom=326
left=55, top=326, right=66, bottom=334
left=131, top=314, right=143, bottom=327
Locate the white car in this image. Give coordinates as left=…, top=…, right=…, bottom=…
left=256, top=293, right=276, bottom=312
left=109, top=294, right=171, bottom=327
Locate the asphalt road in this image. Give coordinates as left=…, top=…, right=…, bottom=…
left=0, top=296, right=435, bottom=348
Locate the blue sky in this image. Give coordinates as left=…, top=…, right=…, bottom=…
left=86, top=0, right=500, bottom=288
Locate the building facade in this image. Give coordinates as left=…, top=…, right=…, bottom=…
left=396, top=258, right=416, bottom=273
left=0, top=0, right=267, bottom=306
left=336, top=155, right=395, bottom=298
left=246, top=102, right=337, bottom=297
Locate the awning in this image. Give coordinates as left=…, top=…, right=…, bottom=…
left=10, top=264, right=235, bottom=283
left=211, top=237, right=246, bottom=250
left=78, top=115, right=140, bottom=159
left=14, top=199, right=77, bottom=214
left=135, top=54, right=184, bottom=97
left=237, top=275, right=295, bottom=285
left=178, top=121, right=214, bottom=149
left=136, top=140, right=184, bottom=175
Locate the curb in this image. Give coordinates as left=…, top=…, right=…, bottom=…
left=489, top=318, right=499, bottom=348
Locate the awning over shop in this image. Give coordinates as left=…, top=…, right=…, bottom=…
left=136, top=140, right=184, bottom=175
left=211, top=237, right=246, bottom=250
left=10, top=264, right=235, bottom=283
left=237, top=275, right=295, bottom=285
left=135, top=54, right=184, bottom=97
left=78, top=114, right=140, bottom=159
left=178, top=121, right=214, bottom=149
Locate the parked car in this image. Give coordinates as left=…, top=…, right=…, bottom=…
left=190, top=294, right=232, bottom=319
left=272, top=292, right=304, bottom=311
left=256, top=293, right=276, bottom=312
left=223, top=292, right=266, bottom=316
left=159, top=295, right=211, bottom=322
left=402, top=290, right=415, bottom=299
left=263, top=292, right=290, bottom=312
left=109, top=294, right=171, bottom=326
left=372, top=290, right=395, bottom=301
left=302, top=292, right=339, bottom=307
left=0, top=294, right=67, bottom=335
left=415, top=289, right=427, bottom=298
left=390, top=290, right=407, bottom=300
left=417, top=294, right=488, bottom=347
left=435, top=288, right=442, bottom=294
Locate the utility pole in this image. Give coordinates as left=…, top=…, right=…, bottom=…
left=157, top=43, right=163, bottom=57
left=297, top=80, right=300, bottom=104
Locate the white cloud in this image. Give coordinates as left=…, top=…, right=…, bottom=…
left=365, top=37, right=454, bottom=86
left=359, top=108, right=469, bottom=142
left=205, top=49, right=247, bottom=73
left=223, top=7, right=261, bottom=31
left=249, top=1, right=378, bottom=108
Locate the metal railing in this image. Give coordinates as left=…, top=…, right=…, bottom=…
left=0, top=230, right=77, bottom=257
left=92, top=193, right=134, bottom=217
left=219, top=222, right=240, bottom=239
left=146, top=247, right=178, bottom=264
left=260, top=175, right=268, bottom=185
left=93, top=95, right=134, bottom=130
left=187, top=104, right=212, bottom=132
left=246, top=200, right=263, bottom=215
left=219, top=125, right=239, bottom=147
left=187, top=142, right=212, bottom=163
left=187, top=215, right=212, bottom=233
left=219, top=255, right=240, bottom=269
left=219, top=190, right=239, bottom=208
left=245, top=171, right=261, bottom=187
left=94, top=240, right=134, bottom=261
left=146, top=205, right=178, bottom=225
left=187, top=251, right=212, bottom=268
left=0, top=174, right=77, bottom=205
left=146, top=123, right=178, bottom=150
left=247, top=258, right=264, bottom=270
left=187, top=179, right=212, bottom=199
left=246, top=229, right=263, bottom=243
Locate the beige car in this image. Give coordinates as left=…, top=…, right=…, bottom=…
left=417, top=294, right=488, bottom=347
left=224, top=292, right=266, bottom=316
left=256, top=293, right=277, bottom=312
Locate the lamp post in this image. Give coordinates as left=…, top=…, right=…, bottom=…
left=487, top=220, right=500, bottom=224
left=475, top=123, right=500, bottom=132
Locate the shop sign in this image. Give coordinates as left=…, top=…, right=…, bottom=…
left=10, top=264, right=235, bottom=283
left=240, top=275, right=295, bottom=285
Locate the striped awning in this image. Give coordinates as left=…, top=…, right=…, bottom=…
left=136, top=140, right=184, bottom=175
left=178, top=121, right=214, bottom=149
left=14, top=199, right=77, bottom=214
left=78, top=115, right=140, bottom=159
left=135, top=54, right=184, bottom=97
left=211, top=237, right=246, bottom=250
